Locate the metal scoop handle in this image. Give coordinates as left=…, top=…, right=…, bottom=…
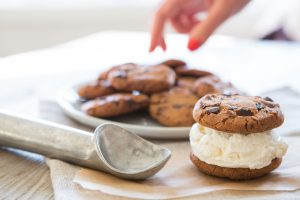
left=0, top=111, right=107, bottom=171
left=0, top=111, right=171, bottom=180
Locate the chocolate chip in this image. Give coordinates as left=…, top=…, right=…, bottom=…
left=263, top=97, right=274, bottom=102
left=199, top=102, right=206, bottom=109
left=265, top=102, right=275, bottom=108
left=256, top=103, right=265, bottom=111
left=205, top=95, right=212, bottom=100
left=228, top=105, right=238, bottom=110
left=126, top=99, right=135, bottom=107
left=206, top=106, right=220, bottom=114
left=236, top=108, right=253, bottom=116
left=172, top=104, right=183, bottom=109
left=97, top=96, right=106, bottom=100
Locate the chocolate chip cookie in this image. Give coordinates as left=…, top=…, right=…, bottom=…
left=149, top=87, right=198, bottom=127
left=176, top=77, right=197, bottom=91
left=175, top=66, right=213, bottom=78
left=78, top=80, right=115, bottom=100
left=82, top=93, right=149, bottom=117
left=161, top=59, right=186, bottom=69
left=193, top=94, right=284, bottom=134
left=107, top=64, right=176, bottom=94
left=190, top=153, right=282, bottom=180
left=193, top=75, right=240, bottom=97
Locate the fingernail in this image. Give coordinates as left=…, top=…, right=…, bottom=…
left=188, top=38, right=202, bottom=51
left=149, top=46, right=154, bottom=52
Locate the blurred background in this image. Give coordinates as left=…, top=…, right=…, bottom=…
left=1, top=0, right=300, bottom=57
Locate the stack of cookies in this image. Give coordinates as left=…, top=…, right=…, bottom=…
left=78, top=59, right=240, bottom=127
left=190, top=94, right=288, bottom=180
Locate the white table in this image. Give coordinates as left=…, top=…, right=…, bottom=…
left=0, top=31, right=300, bottom=199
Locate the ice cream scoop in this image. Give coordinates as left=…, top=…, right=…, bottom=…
left=0, top=111, right=171, bottom=180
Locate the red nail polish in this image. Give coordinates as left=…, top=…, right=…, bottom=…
left=188, top=38, right=201, bottom=51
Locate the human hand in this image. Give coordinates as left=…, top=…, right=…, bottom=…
left=149, top=0, right=250, bottom=52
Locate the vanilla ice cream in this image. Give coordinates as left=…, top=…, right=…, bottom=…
left=190, top=123, right=288, bottom=169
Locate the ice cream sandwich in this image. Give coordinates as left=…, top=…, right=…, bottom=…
left=190, top=94, right=288, bottom=180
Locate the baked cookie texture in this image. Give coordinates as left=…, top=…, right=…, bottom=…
left=82, top=93, right=149, bottom=117
left=190, top=153, right=282, bottom=180
left=176, top=77, right=197, bottom=91
left=107, top=64, right=176, bottom=94
left=149, top=87, right=198, bottom=126
left=78, top=80, right=115, bottom=100
left=98, top=63, right=138, bottom=80
left=193, top=75, right=240, bottom=97
left=193, top=94, right=284, bottom=134
left=77, top=60, right=257, bottom=127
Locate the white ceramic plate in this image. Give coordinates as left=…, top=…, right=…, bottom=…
left=57, top=83, right=190, bottom=139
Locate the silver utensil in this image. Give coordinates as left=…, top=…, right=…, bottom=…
left=0, top=111, right=171, bottom=180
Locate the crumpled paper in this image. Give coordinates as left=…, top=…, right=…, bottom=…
left=73, top=136, right=300, bottom=199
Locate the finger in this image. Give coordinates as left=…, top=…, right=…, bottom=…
left=170, top=15, right=189, bottom=33
left=149, top=2, right=174, bottom=52
left=188, top=1, right=232, bottom=51
left=149, top=11, right=167, bottom=52
left=204, top=0, right=214, bottom=9
left=171, top=20, right=189, bottom=33
left=159, top=37, right=167, bottom=51
left=171, top=15, right=200, bottom=33
left=149, top=0, right=181, bottom=52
